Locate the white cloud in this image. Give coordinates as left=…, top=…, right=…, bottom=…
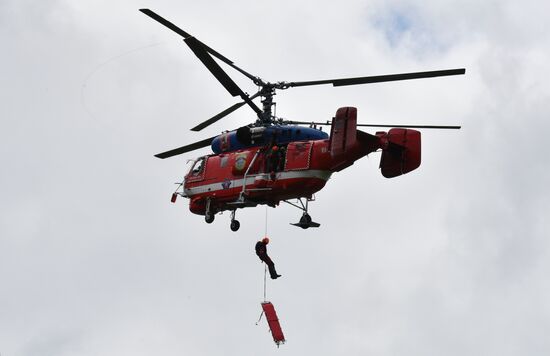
left=2, top=0, right=550, bottom=355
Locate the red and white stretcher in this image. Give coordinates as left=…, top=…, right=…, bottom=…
left=260, top=301, right=286, bottom=346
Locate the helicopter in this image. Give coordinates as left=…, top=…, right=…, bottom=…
left=140, top=9, right=465, bottom=231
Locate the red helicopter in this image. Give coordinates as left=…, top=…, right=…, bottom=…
left=141, top=9, right=465, bottom=231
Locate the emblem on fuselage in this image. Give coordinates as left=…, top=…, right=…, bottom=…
left=234, top=154, right=247, bottom=171
left=222, top=178, right=232, bottom=189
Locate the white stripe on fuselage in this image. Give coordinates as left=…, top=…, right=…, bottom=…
left=183, top=170, right=332, bottom=197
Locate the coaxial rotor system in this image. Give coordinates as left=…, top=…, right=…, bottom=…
left=140, top=9, right=465, bottom=158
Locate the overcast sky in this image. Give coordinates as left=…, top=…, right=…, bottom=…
left=1, top=0, right=550, bottom=355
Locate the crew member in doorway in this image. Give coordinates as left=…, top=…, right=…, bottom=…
left=255, top=237, right=281, bottom=279
left=266, top=145, right=283, bottom=180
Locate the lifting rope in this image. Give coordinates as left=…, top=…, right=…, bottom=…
left=256, top=206, right=269, bottom=324
left=255, top=206, right=286, bottom=346
left=263, top=206, right=268, bottom=302
left=263, top=264, right=267, bottom=302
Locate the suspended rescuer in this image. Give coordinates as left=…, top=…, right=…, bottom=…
left=255, top=237, right=281, bottom=279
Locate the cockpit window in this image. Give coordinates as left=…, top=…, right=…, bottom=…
left=190, top=157, right=206, bottom=175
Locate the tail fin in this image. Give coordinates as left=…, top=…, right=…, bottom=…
left=330, top=107, right=357, bottom=157
left=327, top=107, right=422, bottom=177
left=378, top=128, right=421, bottom=178
left=329, top=107, right=358, bottom=171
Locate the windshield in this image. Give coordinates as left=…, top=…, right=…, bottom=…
left=188, top=157, right=206, bottom=176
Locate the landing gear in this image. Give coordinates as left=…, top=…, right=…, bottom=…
left=230, top=219, right=240, bottom=231
left=205, top=212, right=215, bottom=224
left=230, top=210, right=240, bottom=232
left=299, top=213, right=312, bottom=225
left=285, top=197, right=321, bottom=229
left=205, top=198, right=215, bottom=224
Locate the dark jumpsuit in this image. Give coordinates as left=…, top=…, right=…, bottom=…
left=255, top=241, right=280, bottom=279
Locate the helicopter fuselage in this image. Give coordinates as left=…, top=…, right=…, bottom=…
left=175, top=107, right=422, bottom=227
left=185, top=139, right=336, bottom=216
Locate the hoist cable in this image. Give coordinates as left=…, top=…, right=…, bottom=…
left=263, top=264, right=267, bottom=302
left=262, top=206, right=269, bottom=301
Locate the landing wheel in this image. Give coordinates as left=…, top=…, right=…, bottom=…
left=230, top=219, right=240, bottom=232
left=300, top=214, right=312, bottom=224
left=205, top=213, right=215, bottom=224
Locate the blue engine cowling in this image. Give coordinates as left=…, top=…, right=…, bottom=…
left=210, top=125, right=328, bottom=154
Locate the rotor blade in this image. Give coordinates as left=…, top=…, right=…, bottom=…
left=184, top=36, right=242, bottom=97
left=188, top=38, right=259, bottom=83
left=155, top=135, right=217, bottom=159
left=140, top=8, right=228, bottom=62
left=190, top=102, right=246, bottom=132
left=191, top=91, right=262, bottom=132
left=140, top=9, right=260, bottom=83
left=287, top=68, right=466, bottom=88
left=184, top=37, right=263, bottom=115
left=140, top=8, right=192, bottom=38
left=356, top=123, right=461, bottom=129
left=285, top=120, right=461, bottom=129
left=192, top=39, right=260, bottom=83
left=282, top=120, right=331, bottom=126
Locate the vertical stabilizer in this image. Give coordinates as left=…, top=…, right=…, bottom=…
left=330, top=107, right=357, bottom=157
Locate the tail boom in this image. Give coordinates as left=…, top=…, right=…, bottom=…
left=328, top=107, right=422, bottom=177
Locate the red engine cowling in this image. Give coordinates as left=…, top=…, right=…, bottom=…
left=378, top=128, right=421, bottom=178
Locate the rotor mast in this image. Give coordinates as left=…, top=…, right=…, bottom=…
left=257, top=81, right=294, bottom=126
left=259, top=84, right=277, bottom=126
